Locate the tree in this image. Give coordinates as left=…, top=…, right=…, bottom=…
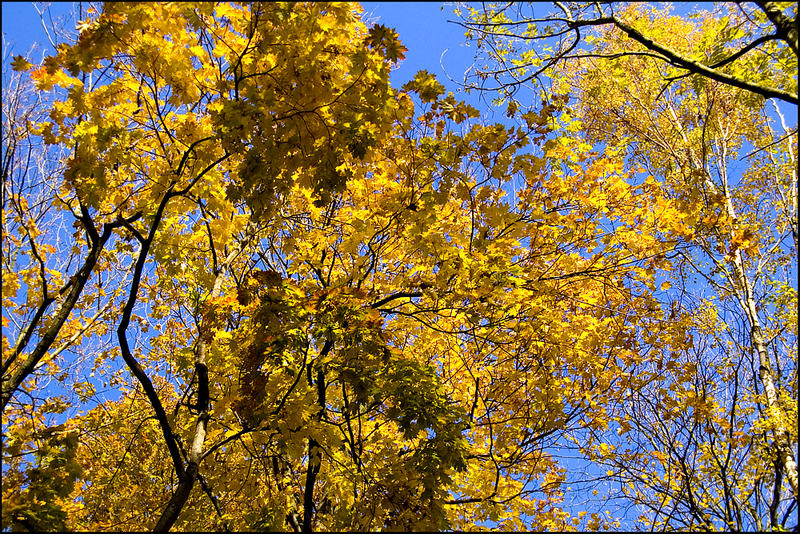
left=3, top=2, right=695, bottom=531
left=5, top=2, right=795, bottom=532
left=458, top=1, right=798, bottom=529
left=562, top=10, right=797, bottom=519
left=3, top=1, right=408, bottom=530
left=457, top=2, right=798, bottom=104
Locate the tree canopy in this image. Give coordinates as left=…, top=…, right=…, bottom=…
left=2, top=2, right=797, bottom=531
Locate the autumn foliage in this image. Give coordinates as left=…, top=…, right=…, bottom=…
left=2, top=2, right=797, bottom=531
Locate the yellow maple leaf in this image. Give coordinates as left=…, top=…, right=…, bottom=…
left=11, top=55, right=32, bottom=71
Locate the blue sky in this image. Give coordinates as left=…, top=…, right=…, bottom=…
left=2, top=2, right=73, bottom=57
left=363, top=3, right=473, bottom=87
left=2, top=2, right=796, bottom=530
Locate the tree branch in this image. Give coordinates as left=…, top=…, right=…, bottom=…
left=2, top=211, right=140, bottom=412
left=756, top=1, right=799, bottom=55
left=608, top=14, right=798, bottom=103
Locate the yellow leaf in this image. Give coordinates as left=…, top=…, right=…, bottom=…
left=11, top=55, right=32, bottom=71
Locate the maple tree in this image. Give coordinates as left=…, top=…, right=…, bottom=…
left=1, top=1, right=797, bottom=533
